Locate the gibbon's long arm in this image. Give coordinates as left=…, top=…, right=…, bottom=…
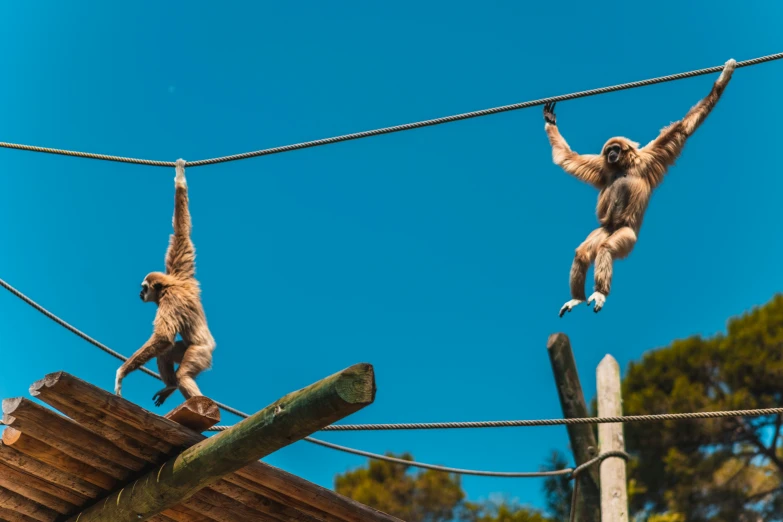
left=640, top=58, right=737, bottom=187
left=543, top=103, right=604, bottom=189
left=114, top=317, right=177, bottom=395
left=545, top=124, right=604, bottom=188
left=165, top=160, right=196, bottom=279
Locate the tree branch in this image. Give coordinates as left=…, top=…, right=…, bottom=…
left=770, top=414, right=782, bottom=454
left=736, top=419, right=783, bottom=474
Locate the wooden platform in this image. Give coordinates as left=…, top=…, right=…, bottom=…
left=0, top=370, right=402, bottom=522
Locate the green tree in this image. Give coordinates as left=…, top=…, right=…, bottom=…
left=541, top=450, right=573, bottom=521
left=334, top=452, right=553, bottom=521
left=622, top=293, right=783, bottom=521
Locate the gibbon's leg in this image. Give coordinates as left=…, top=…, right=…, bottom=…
left=175, top=345, right=213, bottom=399
left=590, top=227, right=637, bottom=313
left=560, top=227, right=609, bottom=317
left=152, top=341, right=186, bottom=407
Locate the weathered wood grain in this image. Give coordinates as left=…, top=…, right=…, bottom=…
left=0, top=443, right=101, bottom=499
left=0, top=485, right=59, bottom=522
left=2, top=429, right=116, bottom=491
left=30, top=383, right=171, bottom=461
left=0, top=461, right=85, bottom=508
left=2, top=398, right=143, bottom=474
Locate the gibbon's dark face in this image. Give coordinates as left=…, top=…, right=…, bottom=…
left=140, top=274, right=164, bottom=303
left=605, top=144, right=622, bottom=164
left=140, top=280, right=152, bottom=302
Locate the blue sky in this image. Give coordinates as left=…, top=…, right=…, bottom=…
left=0, top=1, right=781, bottom=515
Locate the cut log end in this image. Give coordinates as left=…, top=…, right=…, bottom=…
left=2, top=397, right=24, bottom=417
left=29, top=372, right=66, bottom=397
left=165, top=397, right=221, bottom=432
left=1, top=427, right=21, bottom=445
left=546, top=332, right=569, bottom=351
left=598, top=354, right=620, bottom=373
left=335, top=363, right=376, bottom=405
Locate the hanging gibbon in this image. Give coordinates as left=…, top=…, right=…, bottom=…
left=544, top=59, right=737, bottom=317
left=115, top=159, right=216, bottom=406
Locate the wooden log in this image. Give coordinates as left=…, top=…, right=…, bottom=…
left=193, top=489, right=278, bottom=522
left=0, top=505, right=40, bottom=522
left=147, top=516, right=178, bottom=522
left=182, top=496, right=249, bottom=522
left=2, top=428, right=116, bottom=491
left=0, top=485, right=59, bottom=522
left=597, top=355, right=629, bottom=522
left=209, top=479, right=320, bottom=522
left=0, top=461, right=85, bottom=508
left=0, top=443, right=101, bottom=499
left=221, top=473, right=341, bottom=522
left=547, top=333, right=601, bottom=522
left=66, top=363, right=376, bottom=522
left=162, top=505, right=214, bottom=522
left=165, top=397, right=220, bottom=432
left=31, top=372, right=200, bottom=447
left=2, top=398, right=143, bottom=475
left=30, top=387, right=171, bottom=461
left=238, top=462, right=404, bottom=522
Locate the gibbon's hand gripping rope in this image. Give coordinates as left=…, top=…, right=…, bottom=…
left=0, top=52, right=780, bottom=167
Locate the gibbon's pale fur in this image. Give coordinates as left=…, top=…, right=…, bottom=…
left=545, top=59, right=737, bottom=317
left=115, top=159, right=216, bottom=406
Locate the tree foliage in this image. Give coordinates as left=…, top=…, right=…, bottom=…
left=334, top=452, right=553, bottom=521
left=622, top=293, right=783, bottom=521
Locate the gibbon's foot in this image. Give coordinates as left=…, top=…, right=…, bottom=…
left=559, top=298, right=584, bottom=317
left=543, top=101, right=557, bottom=125
left=587, top=292, right=607, bottom=313
left=152, top=386, right=177, bottom=407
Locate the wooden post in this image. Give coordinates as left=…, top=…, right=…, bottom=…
left=597, top=355, right=628, bottom=522
left=547, top=333, right=601, bottom=522
left=64, top=362, right=376, bottom=522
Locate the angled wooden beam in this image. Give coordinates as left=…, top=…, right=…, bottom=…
left=163, top=394, right=341, bottom=522
left=64, top=363, right=376, bottom=522
left=547, top=333, right=601, bottom=522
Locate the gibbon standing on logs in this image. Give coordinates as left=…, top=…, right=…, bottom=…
left=115, top=159, right=216, bottom=406
left=545, top=58, right=737, bottom=317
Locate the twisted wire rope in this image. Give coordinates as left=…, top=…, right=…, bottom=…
left=1, top=53, right=780, bottom=168
left=294, top=407, right=783, bottom=431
